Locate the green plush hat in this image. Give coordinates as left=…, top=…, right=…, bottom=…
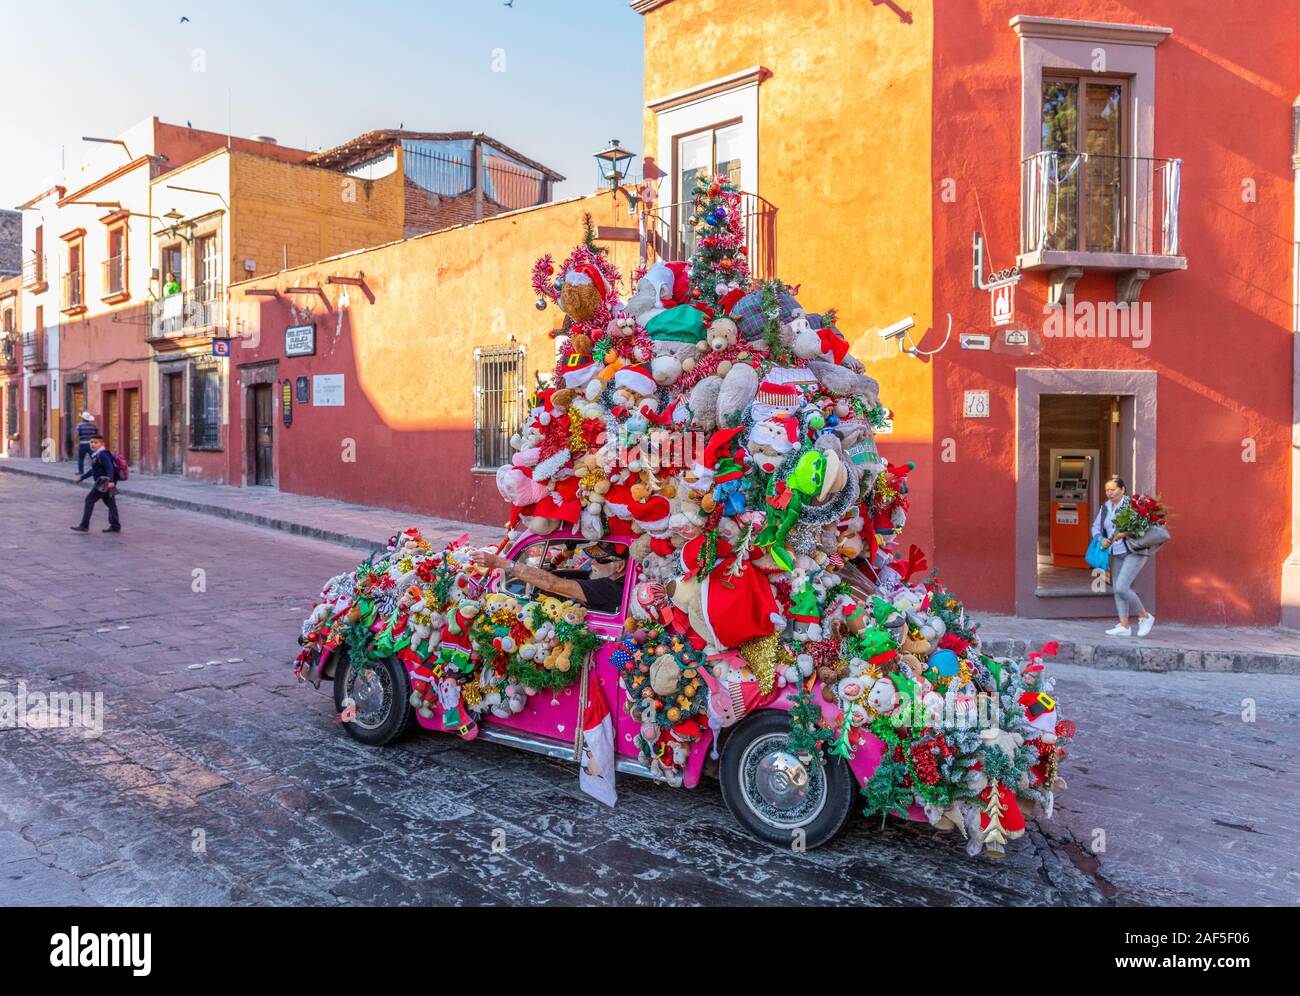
left=871, top=596, right=899, bottom=626
left=645, top=305, right=706, bottom=343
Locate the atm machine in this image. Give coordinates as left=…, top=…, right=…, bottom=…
left=1049, top=450, right=1098, bottom=569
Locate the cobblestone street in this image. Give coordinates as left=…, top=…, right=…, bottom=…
left=2, top=473, right=1297, bottom=906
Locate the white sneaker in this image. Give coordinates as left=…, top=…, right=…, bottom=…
left=1106, top=624, right=1132, bottom=637
left=1138, top=614, right=1156, bottom=637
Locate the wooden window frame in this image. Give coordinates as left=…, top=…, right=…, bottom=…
left=101, top=213, right=130, bottom=304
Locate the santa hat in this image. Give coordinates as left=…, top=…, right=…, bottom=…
left=1019, top=690, right=1058, bottom=737
left=541, top=475, right=582, bottom=524
left=719, top=288, right=744, bottom=317
left=680, top=534, right=780, bottom=649
left=627, top=494, right=671, bottom=535
left=701, top=427, right=747, bottom=483
left=561, top=351, right=598, bottom=389
left=815, top=326, right=851, bottom=364
left=614, top=363, right=656, bottom=396
left=495, top=464, right=550, bottom=507
left=755, top=380, right=802, bottom=411
left=566, top=262, right=609, bottom=299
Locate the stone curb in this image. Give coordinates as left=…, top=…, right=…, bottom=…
left=979, top=638, right=1300, bottom=676
left=0, top=460, right=386, bottom=553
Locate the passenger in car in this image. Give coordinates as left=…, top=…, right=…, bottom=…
left=471, top=541, right=628, bottom=614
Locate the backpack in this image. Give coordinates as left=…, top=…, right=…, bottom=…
left=110, top=450, right=129, bottom=481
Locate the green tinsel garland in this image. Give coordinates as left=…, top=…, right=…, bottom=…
left=785, top=682, right=825, bottom=757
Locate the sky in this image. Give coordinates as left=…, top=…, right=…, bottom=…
left=0, top=0, right=646, bottom=207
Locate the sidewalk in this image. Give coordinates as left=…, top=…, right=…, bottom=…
left=5, top=453, right=1298, bottom=673
left=0, top=454, right=499, bottom=553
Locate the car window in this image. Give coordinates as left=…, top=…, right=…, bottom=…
left=503, top=540, right=546, bottom=597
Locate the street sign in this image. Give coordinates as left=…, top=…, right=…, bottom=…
left=991, top=282, right=1014, bottom=326
left=211, top=338, right=233, bottom=357
left=963, top=390, right=990, bottom=418
left=285, top=324, right=316, bottom=357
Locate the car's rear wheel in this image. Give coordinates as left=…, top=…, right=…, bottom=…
left=333, top=654, right=414, bottom=746
left=719, top=710, right=855, bottom=850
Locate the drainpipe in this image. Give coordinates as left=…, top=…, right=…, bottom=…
left=1284, top=94, right=1300, bottom=629
left=472, top=134, right=484, bottom=222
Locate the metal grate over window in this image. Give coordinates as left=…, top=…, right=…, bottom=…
left=189, top=361, right=222, bottom=450
left=473, top=344, right=526, bottom=471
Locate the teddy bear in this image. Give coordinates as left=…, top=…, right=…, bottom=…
left=746, top=414, right=799, bottom=475
left=561, top=603, right=588, bottom=628
left=716, top=362, right=759, bottom=425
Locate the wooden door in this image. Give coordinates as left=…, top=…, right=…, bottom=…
left=124, top=388, right=140, bottom=466
left=30, top=386, right=46, bottom=458
left=251, top=385, right=274, bottom=486
left=104, top=392, right=119, bottom=456
left=67, top=382, right=86, bottom=455
left=163, top=373, right=184, bottom=474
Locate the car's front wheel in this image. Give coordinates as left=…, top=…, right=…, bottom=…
left=333, top=654, right=414, bottom=746
left=719, top=710, right=855, bottom=849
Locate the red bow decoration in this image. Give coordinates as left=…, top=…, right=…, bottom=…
left=816, top=326, right=851, bottom=364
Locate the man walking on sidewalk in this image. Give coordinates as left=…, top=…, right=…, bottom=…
left=70, top=435, right=121, bottom=534
left=76, top=411, right=99, bottom=476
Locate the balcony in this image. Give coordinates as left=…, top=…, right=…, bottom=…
left=61, top=270, right=86, bottom=315
left=101, top=255, right=128, bottom=303
left=148, top=284, right=225, bottom=351
left=645, top=191, right=778, bottom=282
left=22, top=329, right=46, bottom=370
left=21, top=252, right=47, bottom=293
left=1019, top=152, right=1185, bottom=304
left=1, top=334, right=17, bottom=372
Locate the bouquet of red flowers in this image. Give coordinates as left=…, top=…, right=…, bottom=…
left=1113, top=493, right=1168, bottom=537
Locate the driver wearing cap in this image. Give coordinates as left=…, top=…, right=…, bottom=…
left=471, top=541, right=628, bottom=614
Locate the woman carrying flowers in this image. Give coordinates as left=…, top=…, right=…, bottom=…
left=1092, top=476, right=1157, bottom=638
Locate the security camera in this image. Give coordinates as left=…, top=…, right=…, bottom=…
left=878, top=317, right=915, bottom=342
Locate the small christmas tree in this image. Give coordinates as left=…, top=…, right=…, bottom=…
left=687, top=173, right=751, bottom=311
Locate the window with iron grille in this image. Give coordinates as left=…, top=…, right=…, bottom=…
left=189, top=362, right=222, bottom=450
left=4, top=386, right=16, bottom=440
left=473, top=344, right=526, bottom=470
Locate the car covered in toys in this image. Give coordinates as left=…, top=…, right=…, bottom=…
left=294, top=175, right=1075, bottom=856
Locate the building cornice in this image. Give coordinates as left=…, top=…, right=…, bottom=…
left=1010, top=15, right=1172, bottom=47
left=630, top=0, right=674, bottom=14
left=647, top=65, right=772, bottom=113
left=58, top=156, right=154, bottom=208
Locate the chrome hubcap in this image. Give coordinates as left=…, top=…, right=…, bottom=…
left=350, top=666, right=391, bottom=730
left=739, top=732, right=828, bottom=829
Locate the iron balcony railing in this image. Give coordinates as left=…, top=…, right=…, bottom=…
left=22, top=329, right=45, bottom=366
left=646, top=191, right=778, bottom=281
left=1, top=334, right=17, bottom=367
left=102, top=255, right=126, bottom=297
left=151, top=284, right=224, bottom=337
left=1020, top=152, right=1181, bottom=257
left=400, top=146, right=551, bottom=214
left=21, top=252, right=46, bottom=288
left=62, top=270, right=84, bottom=310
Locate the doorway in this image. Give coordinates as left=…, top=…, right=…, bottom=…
left=123, top=387, right=140, bottom=466
left=66, top=380, right=86, bottom=457
left=250, top=384, right=274, bottom=486
left=162, top=372, right=184, bottom=475
left=29, top=385, right=47, bottom=458
left=1015, top=369, right=1157, bottom=618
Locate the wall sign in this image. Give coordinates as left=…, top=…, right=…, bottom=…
left=963, top=390, right=990, bottom=418
left=212, top=337, right=233, bottom=357
left=285, top=324, right=317, bottom=357
left=313, top=374, right=345, bottom=407
left=282, top=381, right=293, bottom=427
left=990, top=282, right=1014, bottom=326
left=295, top=376, right=310, bottom=403
left=960, top=333, right=991, bottom=350
left=1004, top=329, right=1029, bottom=346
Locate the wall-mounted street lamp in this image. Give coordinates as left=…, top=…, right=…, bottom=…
left=82, top=136, right=133, bottom=159
left=594, top=139, right=639, bottom=215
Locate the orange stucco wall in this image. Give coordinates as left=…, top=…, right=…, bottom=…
left=229, top=193, right=639, bottom=521
left=641, top=0, right=937, bottom=557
